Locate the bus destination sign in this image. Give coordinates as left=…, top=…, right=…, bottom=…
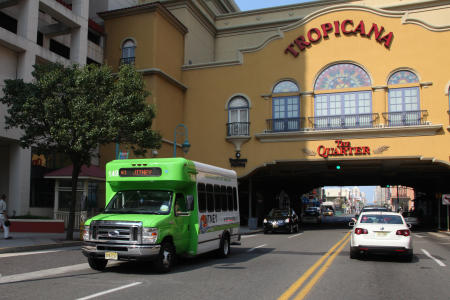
left=119, top=167, right=162, bottom=177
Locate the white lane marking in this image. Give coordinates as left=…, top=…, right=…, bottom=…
left=0, top=247, right=80, bottom=258
left=428, top=232, right=450, bottom=239
left=76, top=282, right=142, bottom=300
left=414, top=234, right=425, bottom=238
left=0, top=261, right=121, bottom=284
left=242, top=235, right=257, bottom=239
left=421, top=249, right=446, bottom=267
left=288, top=233, right=303, bottom=239
left=247, top=244, right=267, bottom=252
left=440, top=242, right=450, bottom=245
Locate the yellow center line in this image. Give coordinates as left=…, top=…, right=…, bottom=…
left=294, top=235, right=350, bottom=300
left=277, top=231, right=351, bottom=300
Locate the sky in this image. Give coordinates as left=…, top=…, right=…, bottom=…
left=234, top=0, right=315, bottom=11
left=325, top=186, right=376, bottom=204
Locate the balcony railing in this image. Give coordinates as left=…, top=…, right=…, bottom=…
left=266, top=118, right=307, bottom=132
left=227, top=122, right=250, bottom=136
left=120, top=57, right=135, bottom=65
left=382, top=110, right=428, bottom=127
left=308, top=113, right=379, bottom=130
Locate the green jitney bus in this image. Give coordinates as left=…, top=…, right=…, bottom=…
left=81, top=158, right=240, bottom=273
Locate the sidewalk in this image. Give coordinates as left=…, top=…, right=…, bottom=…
left=0, top=226, right=263, bottom=254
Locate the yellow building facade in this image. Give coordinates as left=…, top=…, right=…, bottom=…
left=99, top=0, right=450, bottom=226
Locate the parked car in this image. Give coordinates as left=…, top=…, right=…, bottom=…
left=349, top=212, right=413, bottom=261
left=303, top=207, right=321, bottom=224
left=263, top=208, right=300, bottom=234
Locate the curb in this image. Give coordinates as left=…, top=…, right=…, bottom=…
left=0, top=241, right=83, bottom=254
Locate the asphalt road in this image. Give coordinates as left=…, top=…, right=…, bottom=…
left=0, top=223, right=449, bottom=300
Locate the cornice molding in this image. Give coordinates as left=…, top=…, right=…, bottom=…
left=98, top=2, right=188, bottom=35
left=139, top=68, right=187, bottom=91
left=255, top=124, right=443, bottom=142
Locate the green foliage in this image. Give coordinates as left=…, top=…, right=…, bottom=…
left=1, top=63, right=161, bottom=163
left=1, top=62, right=161, bottom=240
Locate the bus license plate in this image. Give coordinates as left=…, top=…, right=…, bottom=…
left=105, top=252, right=118, bottom=260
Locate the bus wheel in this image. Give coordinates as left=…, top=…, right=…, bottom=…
left=217, top=233, right=230, bottom=258
left=88, top=257, right=107, bottom=271
left=155, top=241, right=175, bottom=273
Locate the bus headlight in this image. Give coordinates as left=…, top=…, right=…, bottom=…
left=142, top=228, right=158, bottom=244
left=82, top=225, right=90, bottom=241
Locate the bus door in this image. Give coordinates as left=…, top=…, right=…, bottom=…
left=173, top=193, right=191, bottom=253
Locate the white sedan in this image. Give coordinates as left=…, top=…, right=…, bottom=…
left=349, top=212, right=413, bottom=261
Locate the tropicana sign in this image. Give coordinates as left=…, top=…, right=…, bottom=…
left=285, top=19, right=394, bottom=57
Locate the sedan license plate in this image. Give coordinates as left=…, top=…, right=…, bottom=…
left=272, top=222, right=278, bottom=228
left=375, top=232, right=388, bottom=237
left=105, top=251, right=118, bottom=260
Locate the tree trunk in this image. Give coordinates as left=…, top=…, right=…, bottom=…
left=66, top=161, right=82, bottom=240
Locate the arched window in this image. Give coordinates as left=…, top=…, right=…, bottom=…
left=386, top=70, right=421, bottom=126
left=313, top=63, right=372, bottom=129
left=121, top=39, right=136, bottom=65
left=271, top=80, right=300, bottom=132
left=227, top=96, right=249, bottom=136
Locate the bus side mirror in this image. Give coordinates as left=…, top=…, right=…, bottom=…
left=187, top=195, right=194, bottom=211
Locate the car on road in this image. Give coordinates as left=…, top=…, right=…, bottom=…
left=402, top=211, right=421, bottom=228
left=302, top=207, right=321, bottom=224
left=263, top=208, right=300, bottom=234
left=322, top=208, right=334, bottom=216
left=349, top=212, right=413, bottom=261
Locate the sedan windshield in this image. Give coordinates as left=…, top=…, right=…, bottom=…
left=104, top=190, right=173, bottom=215
left=269, top=209, right=290, bottom=217
left=360, top=214, right=403, bottom=224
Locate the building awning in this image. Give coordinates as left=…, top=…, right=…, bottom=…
left=44, top=165, right=105, bottom=181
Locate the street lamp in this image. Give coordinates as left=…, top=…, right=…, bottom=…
left=173, top=123, right=191, bottom=157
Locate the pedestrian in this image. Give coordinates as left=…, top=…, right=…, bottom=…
left=0, top=194, right=12, bottom=239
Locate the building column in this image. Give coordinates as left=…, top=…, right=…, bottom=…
left=17, top=0, right=39, bottom=42
left=8, top=144, right=31, bottom=216
left=70, top=0, right=89, bottom=65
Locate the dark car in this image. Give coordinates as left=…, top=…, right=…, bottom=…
left=263, top=208, right=300, bottom=234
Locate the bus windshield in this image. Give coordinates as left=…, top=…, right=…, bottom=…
left=104, top=190, right=173, bottom=215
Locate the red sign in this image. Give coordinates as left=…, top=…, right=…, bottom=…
left=317, top=140, right=370, bottom=158
left=285, top=20, right=394, bottom=57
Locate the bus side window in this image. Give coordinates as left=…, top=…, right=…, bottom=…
left=221, top=186, right=227, bottom=211
left=214, top=185, right=221, bottom=212
left=233, top=187, right=238, bottom=211
left=175, top=193, right=187, bottom=213
left=198, top=183, right=206, bottom=212
left=227, top=187, right=233, bottom=211
left=206, top=184, right=214, bottom=212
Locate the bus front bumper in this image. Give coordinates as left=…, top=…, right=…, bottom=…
left=82, top=242, right=161, bottom=261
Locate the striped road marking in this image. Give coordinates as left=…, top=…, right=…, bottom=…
left=288, top=233, right=304, bottom=239
left=76, top=282, right=142, bottom=300
left=247, top=244, right=267, bottom=252
left=421, top=249, right=446, bottom=267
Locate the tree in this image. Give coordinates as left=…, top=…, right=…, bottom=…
left=1, top=63, right=161, bottom=240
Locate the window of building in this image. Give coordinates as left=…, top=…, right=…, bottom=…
left=271, top=80, right=300, bottom=132
left=121, top=39, right=136, bottom=65
left=0, top=11, right=17, bottom=34
left=227, top=96, right=249, bottom=136
left=313, top=63, right=373, bottom=129
left=387, top=70, right=421, bottom=126
left=50, top=39, right=70, bottom=59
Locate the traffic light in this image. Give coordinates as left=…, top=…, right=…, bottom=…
left=336, top=165, right=341, bottom=170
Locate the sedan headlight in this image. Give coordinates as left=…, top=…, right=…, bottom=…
left=263, top=219, right=267, bottom=223
left=285, top=218, right=290, bottom=223
left=142, top=227, right=158, bottom=244
left=82, top=225, right=90, bottom=241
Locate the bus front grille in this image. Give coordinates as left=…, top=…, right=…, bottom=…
left=90, top=221, right=142, bottom=244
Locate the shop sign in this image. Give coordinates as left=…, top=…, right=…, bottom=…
left=317, top=140, right=370, bottom=158
left=285, top=20, right=394, bottom=57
